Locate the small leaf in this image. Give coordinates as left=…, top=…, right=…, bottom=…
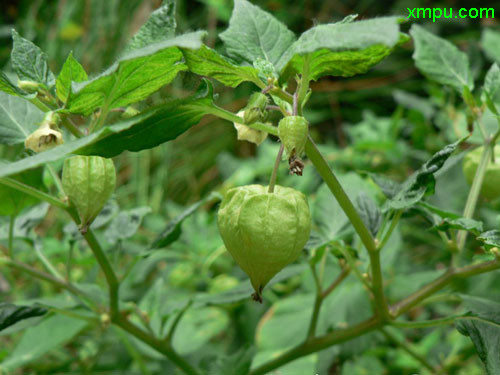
left=105, top=206, right=151, bottom=245
left=219, top=0, right=296, bottom=67
left=278, top=17, right=405, bottom=81
left=56, top=52, right=88, bottom=103
left=367, top=173, right=402, bottom=200
left=387, top=138, right=465, bottom=210
left=481, top=29, right=500, bottom=64
left=0, top=71, right=35, bottom=98
left=11, top=30, right=55, bottom=88
left=355, top=193, right=382, bottom=237
left=410, top=24, right=473, bottom=93
left=0, top=303, right=47, bottom=333
left=150, top=192, right=221, bottom=250
left=182, top=45, right=261, bottom=87
left=0, top=91, right=44, bottom=145
left=477, top=230, right=500, bottom=250
left=65, top=31, right=206, bottom=115
left=417, top=202, right=484, bottom=234
left=125, top=0, right=176, bottom=52
left=483, top=63, right=500, bottom=115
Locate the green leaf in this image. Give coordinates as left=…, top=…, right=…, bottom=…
left=182, top=45, right=261, bottom=87
left=105, top=206, right=151, bottom=245
left=0, top=315, right=87, bottom=372
left=0, top=303, right=47, bottom=333
left=0, top=71, right=35, bottom=98
left=208, top=346, right=255, bottom=375
left=481, top=29, right=500, bottom=64
left=387, top=138, right=465, bottom=210
left=219, top=0, right=296, bottom=67
left=355, top=193, right=382, bottom=237
left=11, top=30, right=55, bottom=88
left=477, top=230, right=500, bottom=250
left=456, top=296, right=500, bottom=374
left=172, top=307, right=229, bottom=355
left=0, top=80, right=214, bottom=178
left=0, top=165, right=45, bottom=216
left=483, top=63, right=500, bottom=114
left=56, top=52, right=88, bottom=103
left=0, top=91, right=44, bottom=145
left=65, top=31, right=206, bottom=115
left=150, top=192, right=221, bottom=250
left=278, top=17, right=405, bottom=81
left=0, top=203, right=49, bottom=240
left=125, top=0, right=176, bottom=52
left=417, top=202, right=484, bottom=235
left=410, top=24, right=473, bottom=93
left=367, top=173, right=402, bottom=200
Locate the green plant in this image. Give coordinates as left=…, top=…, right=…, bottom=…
left=1, top=1, right=500, bottom=374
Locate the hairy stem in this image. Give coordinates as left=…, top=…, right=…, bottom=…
left=268, top=144, right=284, bottom=193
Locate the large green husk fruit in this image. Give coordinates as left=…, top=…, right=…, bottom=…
left=463, top=145, right=500, bottom=201
left=62, top=156, right=116, bottom=232
left=217, top=184, right=311, bottom=301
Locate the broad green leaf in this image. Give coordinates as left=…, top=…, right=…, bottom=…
left=477, top=230, right=500, bottom=250
left=0, top=315, right=87, bottom=372
left=0, top=80, right=214, bottom=178
left=56, top=52, right=88, bottom=103
left=219, top=0, right=296, bottom=67
left=11, top=30, right=55, bottom=88
left=104, top=206, right=151, bottom=245
left=355, top=193, right=382, bottom=237
left=387, top=138, right=465, bottom=210
left=456, top=296, right=500, bottom=375
left=182, top=45, right=261, bottom=87
left=0, top=165, right=45, bottom=216
left=410, top=24, right=473, bottom=93
left=481, top=29, right=500, bottom=64
left=150, top=191, right=221, bottom=249
left=483, top=64, right=500, bottom=114
left=125, top=0, right=176, bottom=52
left=278, top=17, right=405, bottom=81
left=172, top=307, right=229, bottom=355
left=65, top=31, right=206, bottom=115
left=0, top=91, right=44, bottom=145
left=0, top=71, right=35, bottom=98
left=0, top=304, right=47, bottom=333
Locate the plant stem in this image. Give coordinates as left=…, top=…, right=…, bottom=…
left=391, top=316, right=458, bottom=329
left=34, top=243, right=64, bottom=279
left=322, top=266, right=350, bottom=299
left=204, top=105, right=278, bottom=135
left=8, top=215, right=15, bottom=258
left=115, top=318, right=200, bottom=375
left=368, top=250, right=390, bottom=320
left=296, top=56, right=310, bottom=116
left=390, top=259, right=500, bottom=317
left=82, top=229, right=120, bottom=318
left=268, top=144, right=284, bottom=193
left=377, top=210, right=402, bottom=250
left=380, top=327, right=437, bottom=373
left=456, top=143, right=493, bottom=256
left=0, top=177, right=68, bottom=210
left=166, top=300, right=192, bottom=342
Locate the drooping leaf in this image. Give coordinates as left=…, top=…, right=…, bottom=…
left=65, top=31, right=206, bottom=115
left=125, top=0, right=177, bottom=52
left=355, top=193, right=382, bottom=237
left=477, top=230, right=500, bottom=250
left=417, top=202, right=484, bottom=235
left=456, top=296, right=500, bottom=374
left=56, top=52, right=88, bottom=103
left=11, top=30, right=55, bottom=88
left=367, top=173, right=402, bottom=200
left=219, top=0, right=296, bottom=67
left=0, top=80, right=215, bottom=178
left=105, top=206, right=151, bottom=245
left=0, top=91, right=44, bottom=145
left=0, top=303, right=47, bottom=333
left=387, top=138, right=465, bottom=210
left=481, top=29, right=500, bottom=64
left=278, top=17, right=405, bottom=81
left=410, top=24, right=473, bottom=93
left=150, top=191, right=221, bottom=249
left=182, top=45, right=261, bottom=87
left=0, top=315, right=87, bottom=372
